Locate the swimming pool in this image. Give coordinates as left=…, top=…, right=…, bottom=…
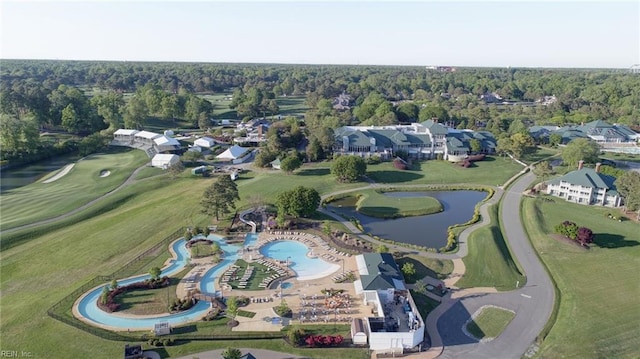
left=75, top=235, right=239, bottom=330
left=259, top=240, right=339, bottom=281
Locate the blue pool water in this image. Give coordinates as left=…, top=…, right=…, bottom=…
left=76, top=233, right=339, bottom=330
left=281, top=282, right=292, bottom=289
left=76, top=235, right=240, bottom=330
left=259, top=240, right=339, bottom=280
left=243, top=232, right=259, bottom=247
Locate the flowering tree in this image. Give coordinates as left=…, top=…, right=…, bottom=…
left=576, top=227, right=595, bottom=246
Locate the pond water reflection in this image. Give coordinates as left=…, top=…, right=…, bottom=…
left=329, top=190, right=487, bottom=248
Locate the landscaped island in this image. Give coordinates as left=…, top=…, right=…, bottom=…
left=355, top=190, right=443, bottom=218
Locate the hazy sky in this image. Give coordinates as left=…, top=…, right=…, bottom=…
left=1, top=1, right=639, bottom=68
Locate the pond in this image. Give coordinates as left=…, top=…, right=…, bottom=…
left=328, top=190, right=488, bottom=248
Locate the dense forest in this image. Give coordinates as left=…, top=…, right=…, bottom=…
left=1, top=59, right=639, bottom=165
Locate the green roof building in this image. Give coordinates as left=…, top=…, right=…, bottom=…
left=546, top=162, right=622, bottom=207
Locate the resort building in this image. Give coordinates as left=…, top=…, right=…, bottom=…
left=334, top=120, right=496, bottom=161
left=529, top=120, right=639, bottom=145
left=353, top=253, right=424, bottom=353
left=546, top=161, right=622, bottom=207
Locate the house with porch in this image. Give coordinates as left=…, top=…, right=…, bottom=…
left=546, top=161, right=622, bottom=207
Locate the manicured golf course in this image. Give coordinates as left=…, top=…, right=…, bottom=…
left=1, top=148, right=149, bottom=230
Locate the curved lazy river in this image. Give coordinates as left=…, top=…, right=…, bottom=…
left=75, top=235, right=241, bottom=330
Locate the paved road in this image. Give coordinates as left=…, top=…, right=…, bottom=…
left=437, top=172, right=555, bottom=358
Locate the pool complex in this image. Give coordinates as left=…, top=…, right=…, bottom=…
left=75, top=232, right=336, bottom=330
left=260, top=240, right=339, bottom=280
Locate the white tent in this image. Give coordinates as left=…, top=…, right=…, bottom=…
left=194, top=137, right=216, bottom=148
left=153, top=136, right=181, bottom=152
left=216, top=145, right=248, bottom=160
left=151, top=154, right=180, bottom=169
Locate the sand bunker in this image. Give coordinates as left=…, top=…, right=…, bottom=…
left=42, top=164, right=75, bottom=183
left=99, top=170, right=111, bottom=178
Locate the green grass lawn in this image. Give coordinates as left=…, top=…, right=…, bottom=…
left=455, top=204, right=525, bottom=290
left=395, top=255, right=453, bottom=284
left=116, top=267, right=190, bottom=315
left=410, top=290, right=441, bottom=320
left=520, top=146, right=561, bottom=164
left=355, top=189, right=442, bottom=218
left=236, top=166, right=365, bottom=204
left=366, top=156, right=523, bottom=186
left=190, top=242, right=216, bottom=258
left=522, top=197, right=640, bottom=358
left=276, top=96, right=309, bottom=116
left=226, top=259, right=274, bottom=291
left=600, top=152, right=640, bottom=163
left=465, top=306, right=515, bottom=340
left=0, top=148, right=149, bottom=230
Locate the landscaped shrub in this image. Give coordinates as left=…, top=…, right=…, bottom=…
left=274, top=300, right=292, bottom=318
left=366, top=155, right=381, bottom=165
left=304, top=334, right=344, bottom=347
left=554, top=220, right=579, bottom=240
left=97, top=276, right=171, bottom=312
left=554, top=220, right=595, bottom=246
left=169, top=297, right=198, bottom=312
left=202, top=308, right=221, bottom=321
left=393, top=157, right=408, bottom=170
left=287, top=327, right=307, bottom=346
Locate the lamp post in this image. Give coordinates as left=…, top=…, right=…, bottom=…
left=341, top=258, right=344, bottom=274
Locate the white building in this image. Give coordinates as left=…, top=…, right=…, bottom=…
left=194, top=137, right=216, bottom=148
left=153, top=136, right=181, bottom=152
left=151, top=154, right=180, bottom=170
left=111, top=129, right=182, bottom=157
left=546, top=161, right=622, bottom=207
left=352, top=253, right=424, bottom=353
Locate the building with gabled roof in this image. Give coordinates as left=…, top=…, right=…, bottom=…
left=529, top=121, right=639, bottom=146
left=333, top=121, right=495, bottom=161
left=546, top=161, right=621, bottom=207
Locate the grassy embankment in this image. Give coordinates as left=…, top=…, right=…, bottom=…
left=0, top=148, right=149, bottom=230
left=455, top=204, right=525, bottom=291
left=522, top=197, right=640, bottom=358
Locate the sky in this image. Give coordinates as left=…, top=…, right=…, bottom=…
left=1, top=1, right=639, bottom=68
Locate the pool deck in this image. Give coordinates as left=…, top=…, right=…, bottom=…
left=74, top=231, right=363, bottom=333
left=177, top=231, right=365, bottom=332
